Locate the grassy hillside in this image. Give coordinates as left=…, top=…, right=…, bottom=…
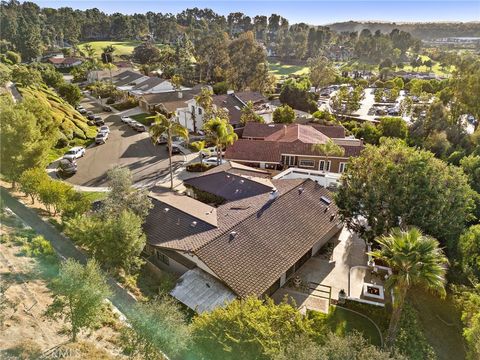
left=17, top=85, right=97, bottom=162
left=269, top=61, right=309, bottom=78
left=79, top=41, right=166, bottom=58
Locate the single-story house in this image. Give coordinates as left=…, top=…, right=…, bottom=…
left=47, top=56, right=84, bottom=69
left=129, top=77, right=176, bottom=96
left=143, top=167, right=343, bottom=311
left=225, top=122, right=363, bottom=172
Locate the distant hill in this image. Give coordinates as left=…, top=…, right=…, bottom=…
left=325, top=21, right=480, bottom=39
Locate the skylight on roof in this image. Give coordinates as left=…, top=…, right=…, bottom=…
left=234, top=105, right=241, bottom=110
left=320, top=196, right=332, bottom=205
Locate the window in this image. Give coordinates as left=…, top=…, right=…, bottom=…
left=156, top=250, right=169, bottom=265
left=339, top=162, right=347, bottom=173
left=191, top=105, right=195, bottom=112
left=326, top=160, right=331, bottom=172
left=299, top=159, right=315, bottom=168
left=198, top=108, right=202, bottom=115
left=319, top=160, right=325, bottom=171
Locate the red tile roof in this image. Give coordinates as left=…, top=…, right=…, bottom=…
left=265, top=124, right=330, bottom=144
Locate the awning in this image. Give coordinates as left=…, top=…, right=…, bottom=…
left=170, top=268, right=236, bottom=313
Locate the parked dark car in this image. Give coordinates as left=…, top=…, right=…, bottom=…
left=167, top=144, right=181, bottom=154
left=86, top=111, right=95, bottom=120
left=57, top=158, right=77, bottom=176
left=94, top=116, right=104, bottom=126
left=103, top=105, right=112, bottom=112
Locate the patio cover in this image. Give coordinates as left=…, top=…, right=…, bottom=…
left=170, top=268, right=237, bottom=313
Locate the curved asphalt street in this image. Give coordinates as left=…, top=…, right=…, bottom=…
left=65, top=110, right=183, bottom=189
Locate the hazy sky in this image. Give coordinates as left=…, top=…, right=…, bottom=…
left=32, top=1, right=480, bottom=24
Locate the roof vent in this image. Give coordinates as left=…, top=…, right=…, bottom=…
left=269, top=189, right=279, bottom=201
left=320, top=196, right=332, bottom=205
left=191, top=221, right=197, bottom=228
left=324, top=206, right=329, bottom=213
left=330, top=214, right=336, bottom=222
left=229, top=231, right=238, bottom=242
left=298, top=187, right=304, bottom=194
left=239, top=179, right=245, bottom=184
left=163, top=207, right=170, bottom=213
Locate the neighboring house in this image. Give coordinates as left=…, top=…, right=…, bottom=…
left=225, top=122, right=363, bottom=172
left=129, top=77, right=177, bottom=96
left=180, top=90, right=274, bottom=132
left=138, top=86, right=203, bottom=128
left=87, top=67, right=135, bottom=83
left=112, top=70, right=149, bottom=89
left=143, top=163, right=342, bottom=312
left=47, top=56, right=84, bottom=69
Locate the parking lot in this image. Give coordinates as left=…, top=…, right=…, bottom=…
left=64, top=98, right=183, bottom=188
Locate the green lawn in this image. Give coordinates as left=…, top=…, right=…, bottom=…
left=79, top=41, right=167, bottom=58
left=309, top=306, right=382, bottom=347
left=268, top=61, right=309, bottom=78
left=131, top=113, right=154, bottom=126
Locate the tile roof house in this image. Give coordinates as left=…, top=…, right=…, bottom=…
left=47, top=56, right=83, bottom=68
left=225, top=123, right=363, bottom=173
left=144, top=171, right=343, bottom=310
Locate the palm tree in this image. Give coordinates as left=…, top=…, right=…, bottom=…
left=103, top=62, right=117, bottom=83
left=149, top=113, right=189, bottom=189
left=369, top=227, right=448, bottom=349
left=311, top=139, right=345, bottom=172
left=203, top=117, right=238, bottom=165
left=83, top=43, right=96, bottom=59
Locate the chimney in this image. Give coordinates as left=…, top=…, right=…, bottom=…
left=227, top=89, right=234, bottom=95
left=284, top=125, right=287, bottom=135
left=177, top=91, right=183, bottom=99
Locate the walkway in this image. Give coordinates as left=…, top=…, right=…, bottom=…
left=0, top=188, right=137, bottom=314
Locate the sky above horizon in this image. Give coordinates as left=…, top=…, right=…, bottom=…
left=32, top=1, right=480, bottom=25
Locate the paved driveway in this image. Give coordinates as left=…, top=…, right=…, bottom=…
left=65, top=100, right=183, bottom=188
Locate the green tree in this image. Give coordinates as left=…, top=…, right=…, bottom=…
left=454, top=286, right=480, bottom=360
left=240, top=101, right=264, bottom=125
left=46, top=259, right=111, bottom=342
left=191, top=297, right=313, bottom=360
left=353, top=121, right=381, bottom=145
left=5, top=50, right=21, bottom=64
left=132, top=42, right=161, bottom=64
left=335, top=139, right=476, bottom=246
left=102, top=166, right=152, bottom=220
left=195, top=86, right=214, bottom=120
left=121, top=296, right=191, bottom=359
left=460, top=155, right=480, bottom=193
left=37, top=178, right=74, bottom=216
left=458, top=225, right=480, bottom=281
left=308, top=55, right=337, bottom=89
left=19, top=167, right=49, bottom=204
left=312, top=139, right=345, bottom=172
left=149, top=113, right=189, bottom=189
left=273, top=105, right=295, bottom=124
left=370, top=227, right=448, bottom=348
left=203, top=117, right=238, bottom=164
left=57, top=82, right=82, bottom=106
left=378, top=117, right=408, bottom=139
left=66, top=209, right=146, bottom=274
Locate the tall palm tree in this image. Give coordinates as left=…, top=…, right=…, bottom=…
left=312, top=139, right=345, bottom=172
left=203, top=117, right=238, bottom=165
left=149, top=113, right=189, bottom=189
left=369, top=227, right=448, bottom=349
left=83, top=43, right=96, bottom=60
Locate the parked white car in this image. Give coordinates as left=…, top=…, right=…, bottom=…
left=99, top=125, right=110, bottom=134
left=95, top=132, right=109, bottom=144
left=63, top=146, right=85, bottom=160
left=200, top=146, right=224, bottom=158
left=121, top=115, right=132, bottom=124
left=203, top=157, right=226, bottom=166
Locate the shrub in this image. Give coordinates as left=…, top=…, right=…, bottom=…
left=186, top=162, right=213, bottom=172
left=213, top=81, right=229, bottom=95
left=22, top=235, right=56, bottom=262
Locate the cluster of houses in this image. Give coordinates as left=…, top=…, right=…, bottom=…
left=77, top=65, right=377, bottom=313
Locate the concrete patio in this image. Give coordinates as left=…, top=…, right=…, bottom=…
left=272, top=227, right=369, bottom=313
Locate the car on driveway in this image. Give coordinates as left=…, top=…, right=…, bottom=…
left=121, top=115, right=132, bottom=124
left=129, top=120, right=139, bottom=128
left=167, top=143, right=182, bottom=154
left=86, top=111, right=95, bottom=120
left=63, top=146, right=85, bottom=161
left=76, top=106, right=87, bottom=114
left=200, top=146, right=223, bottom=158
left=94, top=115, right=104, bottom=126
left=99, top=125, right=110, bottom=134
left=103, top=105, right=112, bottom=112
left=57, top=158, right=78, bottom=176
left=95, top=131, right=109, bottom=144
left=133, top=123, right=147, bottom=132
left=203, top=157, right=226, bottom=166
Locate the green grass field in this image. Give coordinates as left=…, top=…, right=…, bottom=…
left=79, top=41, right=142, bottom=57
left=131, top=113, right=153, bottom=126
left=309, top=306, right=382, bottom=346
left=268, top=61, right=309, bottom=78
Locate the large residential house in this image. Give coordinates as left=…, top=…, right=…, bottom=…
left=46, top=55, right=83, bottom=69
left=177, top=90, right=275, bottom=132
left=225, top=122, right=363, bottom=172
left=143, top=162, right=342, bottom=312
